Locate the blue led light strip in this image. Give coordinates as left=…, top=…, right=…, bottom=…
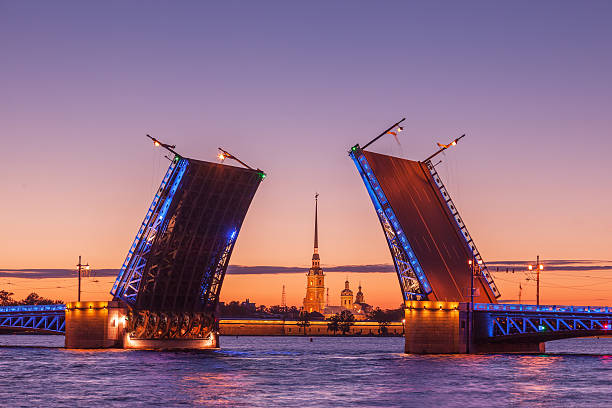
left=350, top=149, right=432, bottom=300
left=200, top=229, right=239, bottom=308
left=424, top=160, right=501, bottom=298
left=0, top=304, right=66, bottom=313
left=0, top=306, right=66, bottom=333
left=111, top=159, right=179, bottom=296
left=111, top=158, right=189, bottom=305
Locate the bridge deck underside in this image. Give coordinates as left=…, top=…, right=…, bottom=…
left=364, top=151, right=495, bottom=302
left=135, top=159, right=262, bottom=313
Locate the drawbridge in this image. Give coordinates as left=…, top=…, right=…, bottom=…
left=0, top=137, right=265, bottom=347
left=109, top=139, right=265, bottom=343
left=349, top=121, right=499, bottom=303
left=349, top=119, right=611, bottom=353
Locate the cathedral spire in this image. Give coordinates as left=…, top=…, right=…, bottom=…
left=314, top=193, right=319, bottom=254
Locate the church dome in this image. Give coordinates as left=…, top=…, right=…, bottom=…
left=341, top=280, right=353, bottom=296
left=355, top=284, right=364, bottom=304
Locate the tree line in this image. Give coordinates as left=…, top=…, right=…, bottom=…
left=0, top=290, right=63, bottom=306
left=219, top=300, right=404, bottom=336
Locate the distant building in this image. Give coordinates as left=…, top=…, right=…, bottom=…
left=341, top=280, right=353, bottom=310
left=303, top=194, right=325, bottom=314
left=355, top=283, right=364, bottom=304
left=241, top=299, right=256, bottom=312
left=352, top=283, right=372, bottom=320
left=323, top=280, right=370, bottom=320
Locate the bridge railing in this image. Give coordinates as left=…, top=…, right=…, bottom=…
left=474, top=303, right=612, bottom=314
left=0, top=304, right=66, bottom=313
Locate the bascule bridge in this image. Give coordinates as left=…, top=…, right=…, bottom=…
left=349, top=119, right=612, bottom=353
left=63, top=137, right=264, bottom=349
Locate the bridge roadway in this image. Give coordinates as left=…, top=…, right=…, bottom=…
left=1, top=302, right=611, bottom=353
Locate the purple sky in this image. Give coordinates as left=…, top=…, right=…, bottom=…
left=1, top=1, right=611, bottom=304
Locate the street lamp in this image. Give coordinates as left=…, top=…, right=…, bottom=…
left=467, top=257, right=482, bottom=353
left=76, top=256, right=91, bottom=302
left=528, top=255, right=544, bottom=306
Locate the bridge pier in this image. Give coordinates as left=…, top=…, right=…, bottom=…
left=404, top=301, right=545, bottom=354
left=65, top=301, right=127, bottom=349
left=404, top=301, right=467, bottom=353
left=65, top=301, right=220, bottom=350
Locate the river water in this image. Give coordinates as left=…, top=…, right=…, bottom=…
left=1, top=335, right=611, bottom=407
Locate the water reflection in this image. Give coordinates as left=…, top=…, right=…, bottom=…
left=0, top=336, right=611, bottom=407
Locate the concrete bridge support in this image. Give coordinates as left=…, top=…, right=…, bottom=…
left=404, top=301, right=467, bottom=353
left=65, top=301, right=127, bottom=349
left=404, top=301, right=545, bottom=354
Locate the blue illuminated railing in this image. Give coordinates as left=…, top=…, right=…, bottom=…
left=112, top=157, right=189, bottom=305
left=0, top=304, right=66, bottom=333
left=475, top=303, right=612, bottom=315
left=200, top=228, right=239, bottom=309
left=474, top=303, right=612, bottom=338
left=111, top=158, right=180, bottom=296
left=349, top=147, right=431, bottom=300
left=0, top=304, right=66, bottom=313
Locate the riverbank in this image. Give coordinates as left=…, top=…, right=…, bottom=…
left=219, top=318, right=403, bottom=336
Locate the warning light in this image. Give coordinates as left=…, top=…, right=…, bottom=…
left=539, top=264, right=544, bottom=270
left=528, top=265, right=533, bottom=271
left=218, top=153, right=226, bottom=161
left=154, top=141, right=161, bottom=147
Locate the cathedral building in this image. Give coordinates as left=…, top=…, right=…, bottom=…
left=303, top=194, right=325, bottom=314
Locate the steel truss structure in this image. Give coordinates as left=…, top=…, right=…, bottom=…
left=425, top=161, right=500, bottom=298
left=475, top=303, right=612, bottom=339
left=0, top=305, right=65, bottom=333
left=350, top=147, right=431, bottom=301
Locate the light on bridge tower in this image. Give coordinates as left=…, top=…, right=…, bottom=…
left=528, top=255, right=544, bottom=306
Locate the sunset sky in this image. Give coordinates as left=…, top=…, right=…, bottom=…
left=1, top=1, right=611, bottom=308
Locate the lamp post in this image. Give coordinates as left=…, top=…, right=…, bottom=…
left=528, top=255, right=544, bottom=306
left=76, top=256, right=90, bottom=302
left=467, top=257, right=482, bottom=353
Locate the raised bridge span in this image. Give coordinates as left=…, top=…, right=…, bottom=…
left=1, top=141, right=265, bottom=350
left=348, top=122, right=610, bottom=353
